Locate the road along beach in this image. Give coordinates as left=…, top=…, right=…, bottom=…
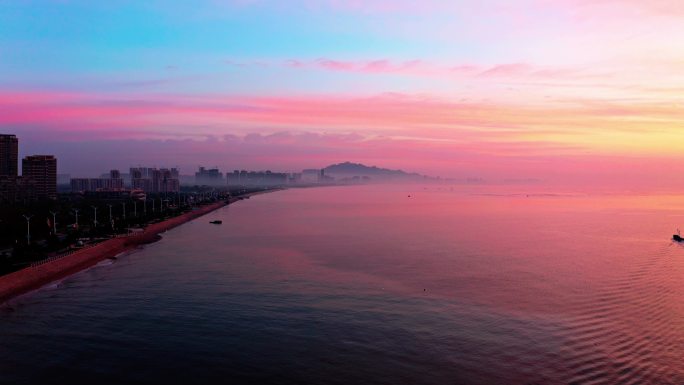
left=0, top=197, right=245, bottom=304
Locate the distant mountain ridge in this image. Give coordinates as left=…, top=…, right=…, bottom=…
left=322, top=162, right=432, bottom=181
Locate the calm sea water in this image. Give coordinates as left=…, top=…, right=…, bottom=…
left=2, top=185, right=684, bottom=384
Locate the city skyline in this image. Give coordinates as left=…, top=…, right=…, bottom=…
left=4, top=132, right=435, bottom=183
left=3, top=1, right=684, bottom=190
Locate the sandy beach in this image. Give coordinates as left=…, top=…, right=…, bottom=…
left=0, top=198, right=242, bottom=304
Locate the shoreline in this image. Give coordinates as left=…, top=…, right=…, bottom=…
left=0, top=193, right=267, bottom=305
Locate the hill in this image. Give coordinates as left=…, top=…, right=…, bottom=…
left=322, top=162, right=433, bottom=181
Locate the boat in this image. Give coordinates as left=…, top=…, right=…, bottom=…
left=674, top=229, right=683, bottom=242
left=210, top=220, right=222, bottom=224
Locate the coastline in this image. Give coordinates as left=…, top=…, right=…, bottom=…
left=0, top=194, right=261, bottom=305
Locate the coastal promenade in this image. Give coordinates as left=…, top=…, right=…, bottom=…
left=0, top=199, right=235, bottom=304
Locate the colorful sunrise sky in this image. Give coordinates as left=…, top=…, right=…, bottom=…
left=2, top=1, right=684, bottom=187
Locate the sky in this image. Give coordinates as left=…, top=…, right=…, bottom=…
left=2, top=0, right=684, bottom=189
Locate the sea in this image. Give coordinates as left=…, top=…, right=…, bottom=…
left=1, top=185, right=684, bottom=384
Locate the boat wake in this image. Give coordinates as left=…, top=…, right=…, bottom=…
left=556, top=244, right=684, bottom=384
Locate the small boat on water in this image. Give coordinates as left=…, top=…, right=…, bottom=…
left=210, top=220, right=223, bottom=224
left=674, top=229, right=683, bottom=242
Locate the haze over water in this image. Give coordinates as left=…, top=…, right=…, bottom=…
left=2, top=185, right=684, bottom=384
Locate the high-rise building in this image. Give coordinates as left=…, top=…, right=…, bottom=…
left=70, top=178, right=91, bottom=193
left=0, top=134, right=18, bottom=177
left=109, top=169, right=124, bottom=189
left=129, top=167, right=179, bottom=193
left=154, top=168, right=179, bottom=193
left=70, top=169, right=126, bottom=193
left=22, top=155, right=57, bottom=200
left=131, top=177, right=152, bottom=192
left=196, top=166, right=224, bottom=186
left=130, top=168, right=143, bottom=179
left=226, top=169, right=287, bottom=187
left=0, top=177, right=19, bottom=203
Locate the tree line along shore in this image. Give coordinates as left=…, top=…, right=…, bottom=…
left=0, top=188, right=277, bottom=305
left=0, top=187, right=272, bottom=276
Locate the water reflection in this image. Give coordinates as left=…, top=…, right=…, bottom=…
left=1, top=185, right=683, bottom=384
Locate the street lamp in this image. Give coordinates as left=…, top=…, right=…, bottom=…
left=108, top=204, right=113, bottom=229
left=49, top=211, right=57, bottom=235
left=91, top=206, right=98, bottom=227
left=23, top=214, right=33, bottom=245
left=73, top=209, right=79, bottom=229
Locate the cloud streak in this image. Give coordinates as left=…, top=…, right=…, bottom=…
left=279, top=59, right=603, bottom=82
left=4, top=90, right=684, bottom=157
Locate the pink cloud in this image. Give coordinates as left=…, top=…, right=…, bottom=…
left=4, top=90, right=684, bottom=150
left=561, top=0, right=684, bottom=16
left=316, top=59, right=357, bottom=71
left=5, top=89, right=684, bottom=189
left=284, top=59, right=306, bottom=68
left=292, top=58, right=427, bottom=75
left=478, top=63, right=532, bottom=77
left=280, top=58, right=606, bottom=84
left=0, top=91, right=663, bottom=130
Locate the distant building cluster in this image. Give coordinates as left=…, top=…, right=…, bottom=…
left=70, top=165, right=330, bottom=194
left=226, top=170, right=288, bottom=187
left=0, top=134, right=57, bottom=203
left=301, top=169, right=334, bottom=183
left=70, top=167, right=180, bottom=195
left=0, top=132, right=351, bottom=206
left=195, top=167, right=224, bottom=186
left=71, top=170, right=124, bottom=193
left=197, top=166, right=333, bottom=187
left=130, top=167, right=180, bottom=193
